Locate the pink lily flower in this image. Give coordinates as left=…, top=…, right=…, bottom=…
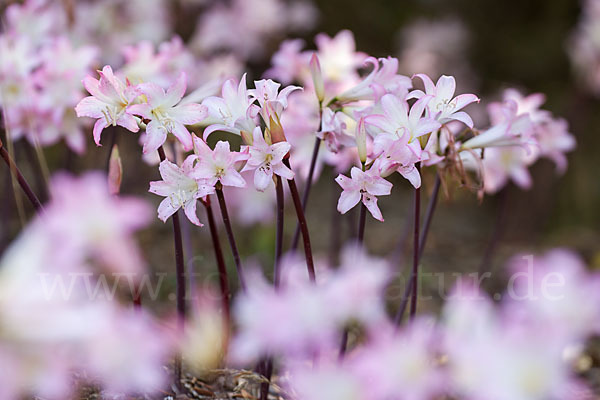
left=75, top=65, right=140, bottom=146
left=202, top=73, right=259, bottom=140
left=337, top=56, right=413, bottom=103
left=335, top=166, right=393, bottom=221
left=365, top=93, right=442, bottom=157
left=149, top=155, right=215, bottom=226
left=373, top=134, right=422, bottom=188
left=127, top=72, right=208, bottom=154
left=191, top=137, right=249, bottom=188
left=409, top=73, right=479, bottom=127
left=462, top=99, right=534, bottom=149
left=248, top=78, right=302, bottom=125
left=480, top=146, right=534, bottom=194
left=316, top=107, right=356, bottom=153
left=242, top=127, right=294, bottom=191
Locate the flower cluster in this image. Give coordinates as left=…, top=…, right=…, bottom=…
left=230, top=248, right=600, bottom=400
left=463, top=89, right=576, bottom=193
left=0, top=173, right=174, bottom=399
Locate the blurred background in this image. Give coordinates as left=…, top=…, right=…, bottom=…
left=0, top=0, right=596, bottom=314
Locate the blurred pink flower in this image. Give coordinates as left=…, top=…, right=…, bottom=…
left=46, top=172, right=151, bottom=276
left=0, top=172, right=174, bottom=399
left=443, top=284, right=576, bottom=400
left=313, top=30, right=366, bottom=86
left=480, top=146, right=534, bottom=193
left=506, top=249, right=600, bottom=343
left=265, top=39, right=307, bottom=84
left=337, top=57, right=412, bottom=103
left=462, top=99, right=534, bottom=149
left=349, top=318, right=446, bottom=400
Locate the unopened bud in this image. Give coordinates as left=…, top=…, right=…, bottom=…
left=108, top=144, right=123, bottom=195
left=268, top=114, right=287, bottom=144
left=240, top=130, right=253, bottom=146
left=356, top=117, right=367, bottom=163
left=310, top=53, right=325, bottom=103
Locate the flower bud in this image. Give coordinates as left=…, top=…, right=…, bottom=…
left=310, top=53, right=325, bottom=103
left=108, top=144, right=122, bottom=195
left=240, top=129, right=253, bottom=146
left=356, top=117, right=367, bottom=163
left=267, top=103, right=287, bottom=144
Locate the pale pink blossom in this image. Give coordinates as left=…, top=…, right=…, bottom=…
left=365, top=93, right=441, bottom=157
left=505, top=249, right=600, bottom=343
left=0, top=172, right=174, bottom=399
left=191, top=137, right=249, bottom=187
left=127, top=72, right=207, bottom=154
left=409, top=73, right=479, bottom=127
left=481, top=146, right=534, bottom=193
left=325, top=244, right=391, bottom=326
left=45, top=172, right=151, bottom=276
left=536, top=118, right=576, bottom=173
left=462, top=99, right=534, bottom=149
left=312, top=30, right=366, bottom=85
left=335, top=166, right=393, bottom=221
left=242, top=127, right=294, bottom=191
left=372, top=134, right=422, bottom=188
left=202, top=74, right=259, bottom=139
left=443, top=285, right=576, bottom=400
left=229, top=266, right=337, bottom=364
left=149, top=156, right=215, bottom=226
left=316, top=107, right=356, bottom=153
left=75, top=65, right=140, bottom=146
left=248, top=78, right=302, bottom=125
left=349, top=318, right=446, bottom=400
left=500, top=88, right=552, bottom=123
left=266, top=39, right=308, bottom=84
left=336, top=57, right=412, bottom=103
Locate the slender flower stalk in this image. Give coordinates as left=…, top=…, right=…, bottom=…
left=328, top=181, right=342, bottom=266
left=157, top=146, right=186, bottom=384
left=478, top=187, right=509, bottom=276
left=201, top=197, right=231, bottom=332
left=0, top=138, right=44, bottom=213
left=408, top=165, right=421, bottom=319
left=357, top=205, right=367, bottom=244
left=283, top=158, right=316, bottom=282
left=260, top=175, right=286, bottom=400
left=339, top=166, right=368, bottom=358
left=394, top=173, right=441, bottom=326
left=290, top=103, right=324, bottom=251
left=274, top=175, right=285, bottom=287
left=23, top=141, right=48, bottom=202
left=215, top=186, right=247, bottom=292
left=290, top=136, right=322, bottom=250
